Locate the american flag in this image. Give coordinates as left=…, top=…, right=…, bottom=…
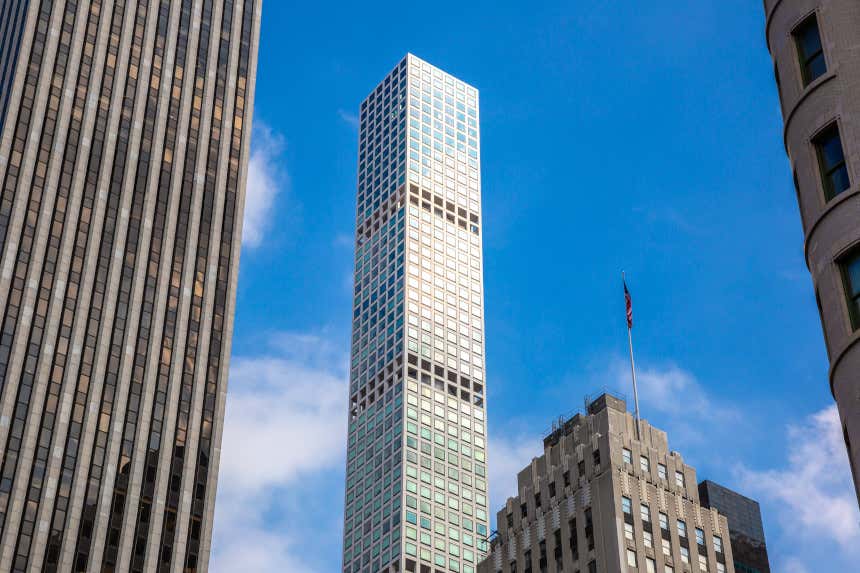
left=624, top=280, right=633, bottom=329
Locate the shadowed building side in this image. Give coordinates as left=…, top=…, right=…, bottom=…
left=699, top=481, right=770, bottom=573
left=0, top=0, right=30, bottom=133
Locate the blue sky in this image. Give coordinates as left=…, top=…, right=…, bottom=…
left=210, top=1, right=860, bottom=571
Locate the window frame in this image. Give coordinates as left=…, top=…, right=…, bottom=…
left=812, top=121, right=851, bottom=201
left=793, top=12, right=827, bottom=87
left=838, top=243, right=860, bottom=330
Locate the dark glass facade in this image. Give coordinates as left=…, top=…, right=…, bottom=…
left=0, top=0, right=30, bottom=134
left=699, top=481, right=771, bottom=573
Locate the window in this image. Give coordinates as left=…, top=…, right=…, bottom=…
left=659, top=513, right=669, bottom=531
left=717, top=563, right=726, bottom=573
left=698, top=554, right=709, bottom=572
left=627, top=549, right=638, bottom=567
left=680, top=546, right=690, bottom=564
left=657, top=463, right=667, bottom=480
left=646, top=557, right=657, bottom=573
left=643, top=530, right=653, bottom=549
left=793, top=13, right=827, bottom=86
left=675, top=471, right=685, bottom=488
left=696, top=528, right=705, bottom=546
left=814, top=123, right=850, bottom=199
left=662, top=538, right=671, bottom=556
left=622, top=496, right=632, bottom=515
left=640, top=456, right=650, bottom=473
left=623, top=448, right=632, bottom=464
left=666, top=567, right=674, bottom=573
left=569, top=518, right=579, bottom=556
left=640, top=504, right=650, bottom=523
left=714, top=535, right=723, bottom=554
left=625, top=522, right=634, bottom=541
left=840, top=246, right=860, bottom=330
left=677, top=520, right=687, bottom=538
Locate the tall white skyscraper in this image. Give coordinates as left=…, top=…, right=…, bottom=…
left=342, top=54, right=489, bottom=573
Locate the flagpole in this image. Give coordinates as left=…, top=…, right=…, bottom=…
left=623, top=272, right=642, bottom=441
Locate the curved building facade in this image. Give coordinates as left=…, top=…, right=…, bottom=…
left=765, top=0, right=860, bottom=503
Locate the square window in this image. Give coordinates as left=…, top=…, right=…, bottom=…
left=622, top=496, right=632, bottom=515
left=622, top=448, right=632, bottom=464
left=627, top=549, right=637, bottom=567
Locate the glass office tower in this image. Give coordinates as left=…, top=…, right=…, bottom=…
left=0, top=1, right=261, bottom=571
left=342, top=54, right=490, bottom=573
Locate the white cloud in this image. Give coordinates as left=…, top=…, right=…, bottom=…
left=488, top=436, right=540, bottom=513
left=603, top=358, right=739, bottom=448
left=211, top=331, right=347, bottom=573
left=736, top=405, right=860, bottom=554
left=628, top=361, right=738, bottom=421
left=338, top=109, right=360, bottom=130
left=782, top=558, right=811, bottom=573
left=242, top=122, right=287, bottom=248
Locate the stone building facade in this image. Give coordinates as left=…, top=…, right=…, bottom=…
left=764, top=0, right=860, bottom=504
left=479, top=395, right=734, bottom=573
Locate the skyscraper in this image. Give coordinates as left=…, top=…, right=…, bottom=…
left=0, top=1, right=261, bottom=571
left=764, top=0, right=860, bottom=503
left=342, top=54, right=490, bottom=573
left=479, top=394, right=736, bottom=573
left=699, top=480, right=770, bottom=573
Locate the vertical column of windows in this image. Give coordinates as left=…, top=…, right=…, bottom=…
left=71, top=2, right=152, bottom=568
left=0, top=0, right=79, bottom=533
left=8, top=2, right=103, bottom=569
left=182, top=0, right=253, bottom=568
left=40, top=2, right=127, bottom=569
left=130, top=0, right=213, bottom=568
left=96, top=1, right=173, bottom=567
left=0, top=0, right=52, bottom=269
left=0, top=0, right=31, bottom=132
